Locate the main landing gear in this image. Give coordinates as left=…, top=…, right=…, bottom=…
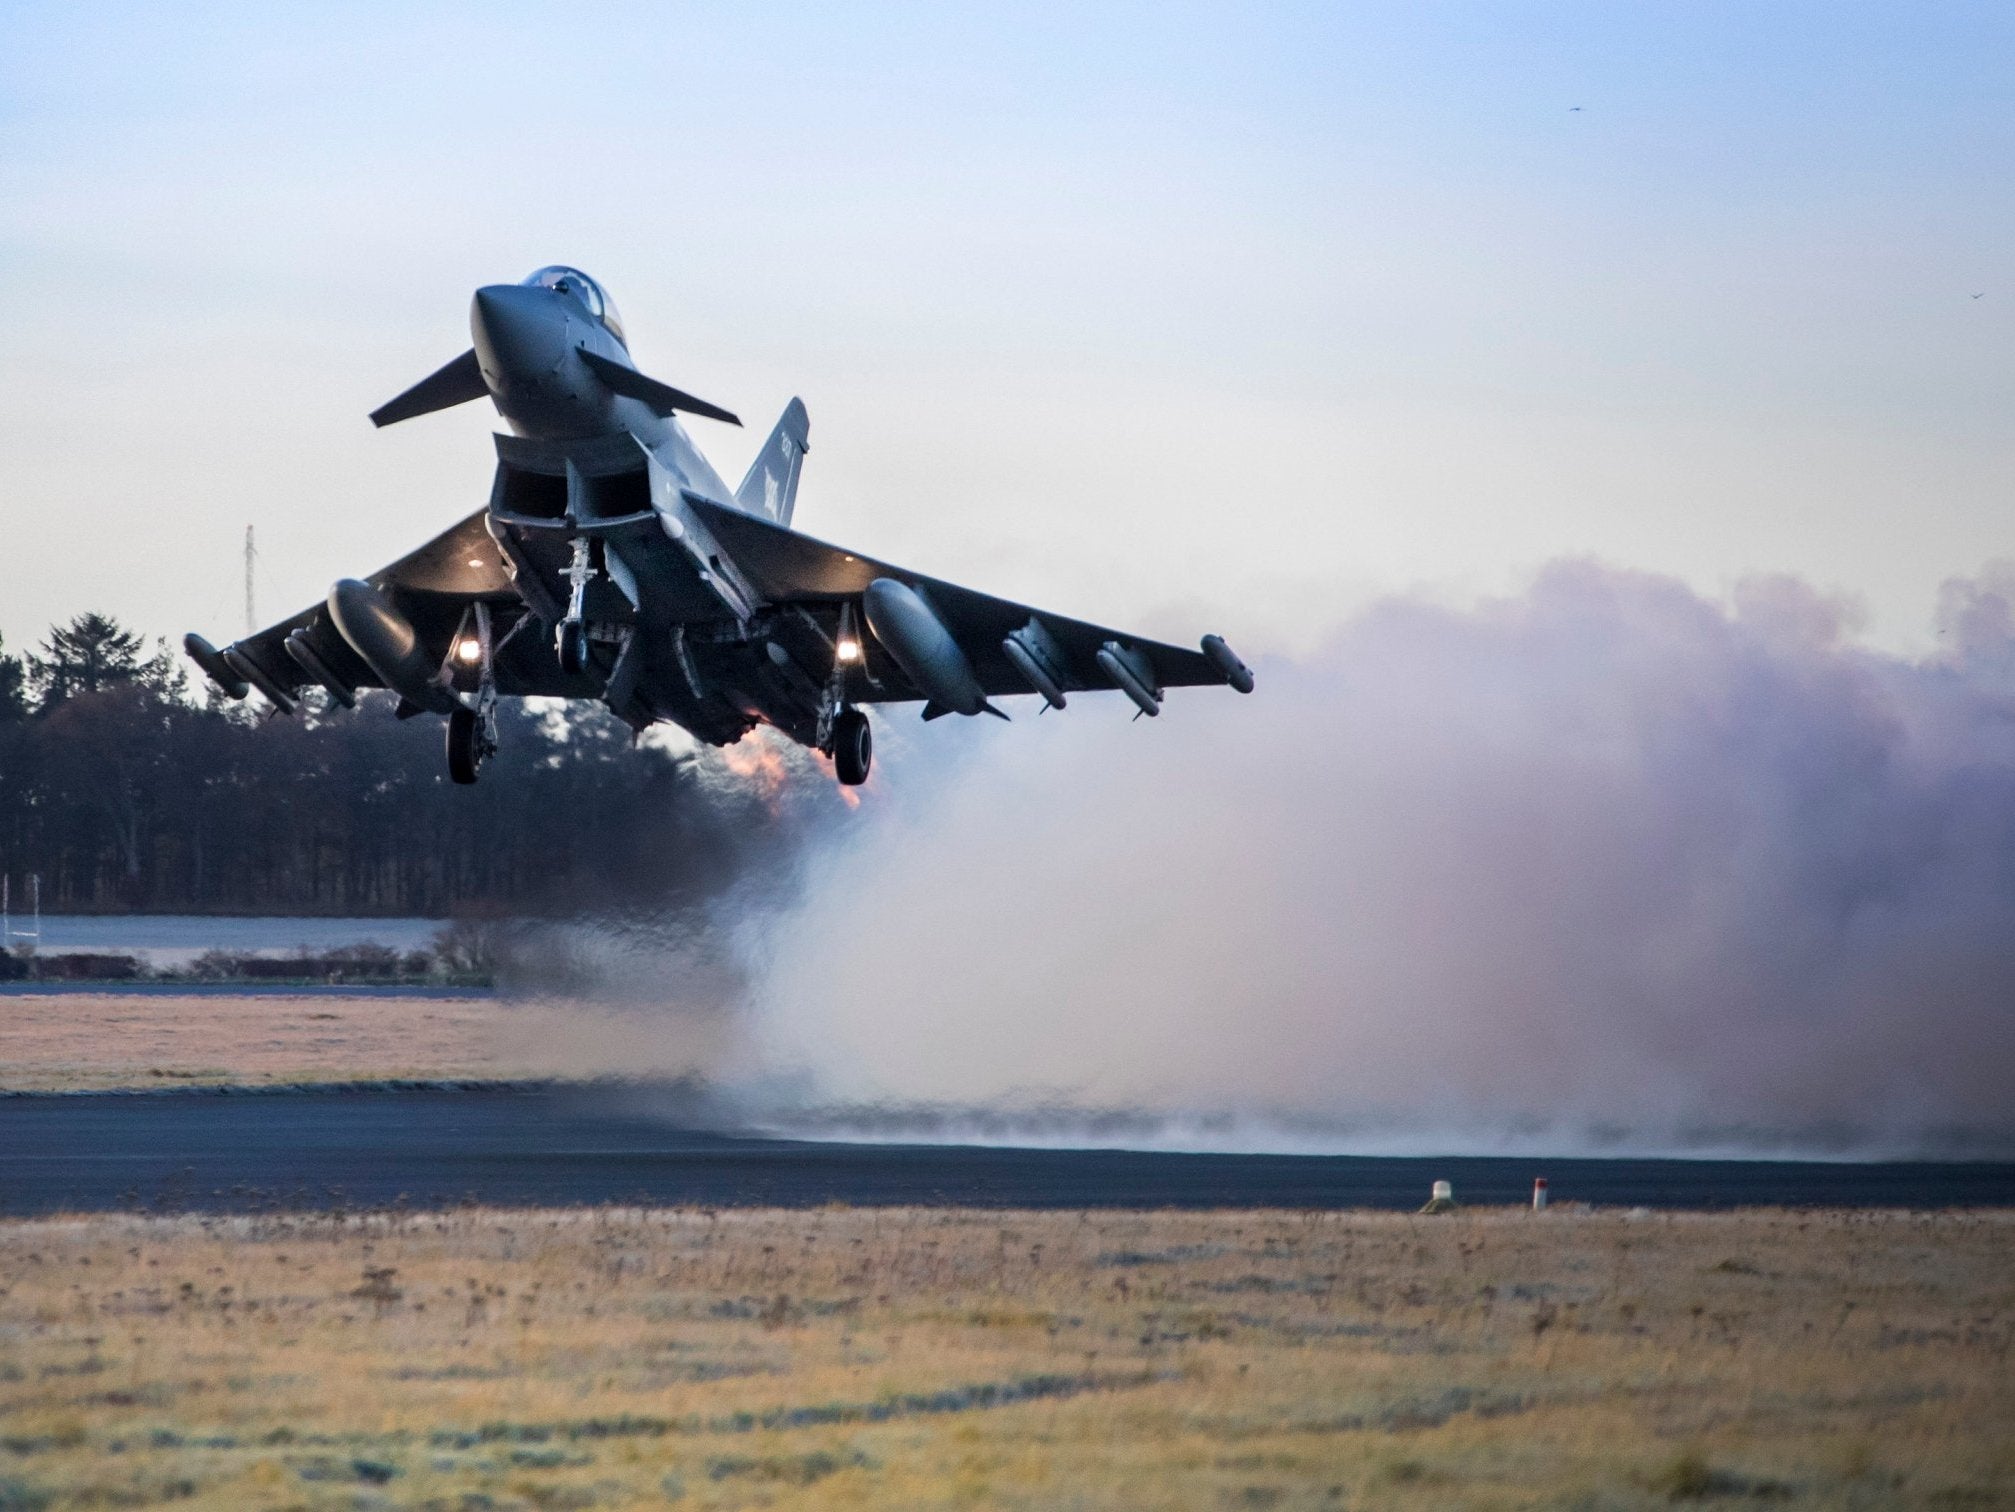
left=818, top=601, right=872, bottom=787
left=446, top=602, right=500, bottom=785
left=832, top=706, right=871, bottom=786
left=446, top=705, right=486, bottom=784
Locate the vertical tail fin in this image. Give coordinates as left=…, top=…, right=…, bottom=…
left=735, top=397, right=810, bottom=527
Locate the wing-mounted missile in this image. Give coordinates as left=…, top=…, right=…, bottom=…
left=326, top=579, right=462, bottom=715
left=1002, top=619, right=1069, bottom=710
left=369, top=349, right=490, bottom=428
left=1096, top=640, right=1162, bottom=717
left=186, top=631, right=307, bottom=715
left=182, top=634, right=248, bottom=701
left=863, top=578, right=1003, bottom=719
left=222, top=648, right=297, bottom=714
left=1200, top=634, right=1255, bottom=694
left=578, top=350, right=742, bottom=427
left=284, top=629, right=358, bottom=709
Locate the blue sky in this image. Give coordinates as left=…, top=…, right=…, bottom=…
left=3, top=1, right=2012, bottom=656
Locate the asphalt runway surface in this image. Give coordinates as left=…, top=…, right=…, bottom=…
left=3, top=1087, right=2012, bottom=1217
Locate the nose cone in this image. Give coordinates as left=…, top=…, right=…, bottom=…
left=471, top=284, right=570, bottom=390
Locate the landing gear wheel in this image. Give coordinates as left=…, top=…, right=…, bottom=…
left=446, top=706, right=483, bottom=785
left=832, top=707, right=872, bottom=786
left=557, top=620, right=590, bottom=676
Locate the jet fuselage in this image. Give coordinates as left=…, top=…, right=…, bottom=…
left=183, top=265, right=1252, bottom=790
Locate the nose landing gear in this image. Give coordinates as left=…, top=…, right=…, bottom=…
left=557, top=536, right=596, bottom=675
left=557, top=619, right=591, bottom=676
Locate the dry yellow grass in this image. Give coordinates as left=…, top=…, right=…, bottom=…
left=0, top=991, right=733, bottom=1091
left=0, top=1206, right=2009, bottom=1508
left=0, top=992, right=511, bottom=1091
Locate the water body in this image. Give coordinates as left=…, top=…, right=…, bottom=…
left=5, top=915, right=442, bottom=968
left=3, top=1087, right=2010, bottom=1217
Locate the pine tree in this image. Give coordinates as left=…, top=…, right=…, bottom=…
left=27, top=613, right=184, bottom=711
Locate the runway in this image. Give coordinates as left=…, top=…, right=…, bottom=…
left=4, top=1086, right=2012, bottom=1217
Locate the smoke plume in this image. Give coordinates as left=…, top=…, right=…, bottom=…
left=730, top=560, right=2015, bottom=1158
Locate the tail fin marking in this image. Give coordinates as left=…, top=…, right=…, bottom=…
left=735, top=398, right=810, bottom=526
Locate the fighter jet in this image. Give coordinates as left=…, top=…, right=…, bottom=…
left=185, top=267, right=1254, bottom=786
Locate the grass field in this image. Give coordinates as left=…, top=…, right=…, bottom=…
left=0, top=989, right=738, bottom=1092
left=0, top=1205, right=2008, bottom=1509
left=0, top=991, right=509, bottom=1091
left=0, top=989, right=715, bottom=1092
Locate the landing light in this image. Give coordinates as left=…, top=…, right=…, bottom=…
left=835, top=638, right=862, bottom=665
left=455, top=638, right=482, bottom=664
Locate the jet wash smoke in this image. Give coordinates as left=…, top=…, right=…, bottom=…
left=741, top=560, right=2015, bottom=1157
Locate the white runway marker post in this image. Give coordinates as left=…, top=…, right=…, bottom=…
left=1533, top=1177, right=1549, bottom=1212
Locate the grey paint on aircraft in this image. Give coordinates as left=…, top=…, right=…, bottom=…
left=188, top=266, right=1252, bottom=786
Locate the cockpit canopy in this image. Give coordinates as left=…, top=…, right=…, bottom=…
left=522, top=266, right=624, bottom=342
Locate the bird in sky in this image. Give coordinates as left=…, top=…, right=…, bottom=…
left=1971, top=292, right=1985, bottom=299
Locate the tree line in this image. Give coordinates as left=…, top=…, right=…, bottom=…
left=0, top=613, right=818, bottom=915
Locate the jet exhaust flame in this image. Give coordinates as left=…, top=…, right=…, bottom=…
left=717, top=728, right=796, bottom=806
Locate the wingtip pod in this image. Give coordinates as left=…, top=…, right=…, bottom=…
left=183, top=633, right=248, bottom=700
left=1201, top=634, right=1255, bottom=694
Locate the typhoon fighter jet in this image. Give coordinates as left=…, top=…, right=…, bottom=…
left=185, top=267, right=1254, bottom=786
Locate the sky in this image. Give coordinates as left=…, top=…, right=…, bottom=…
left=3, top=0, right=2013, bottom=661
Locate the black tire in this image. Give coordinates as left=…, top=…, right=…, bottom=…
left=446, top=706, right=482, bottom=785
left=558, top=620, right=590, bottom=675
left=833, top=707, right=871, bottom=786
